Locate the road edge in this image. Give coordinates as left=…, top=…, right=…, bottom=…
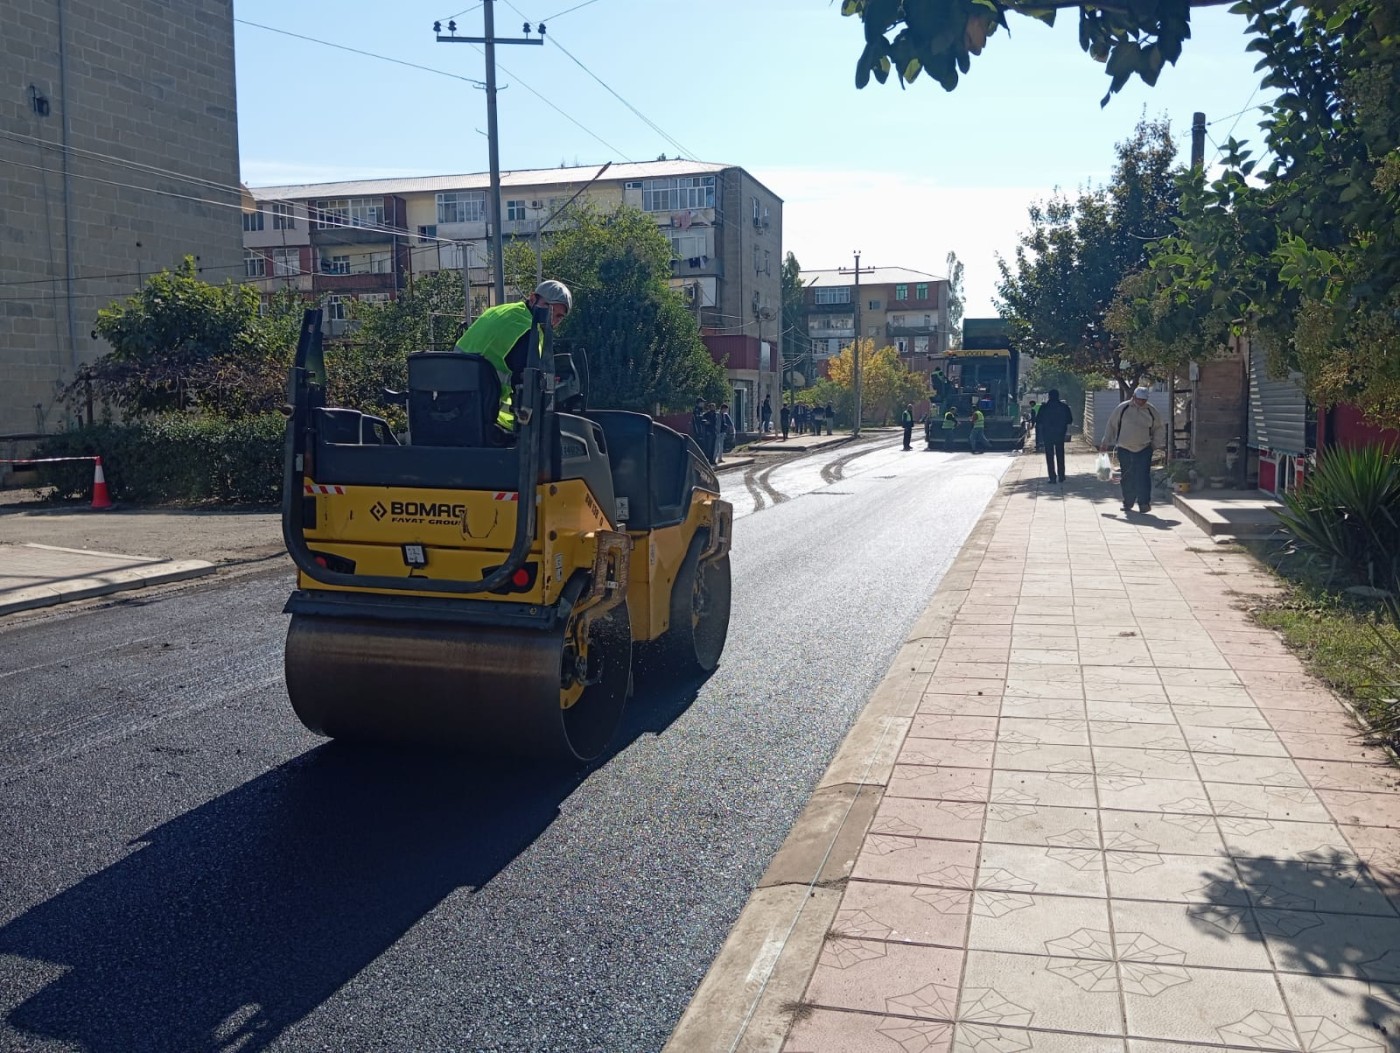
left=662, top=453, right=1021, bottom=1053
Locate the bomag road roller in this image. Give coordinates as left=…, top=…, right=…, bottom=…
left=279, top=306, right=732, bottom=762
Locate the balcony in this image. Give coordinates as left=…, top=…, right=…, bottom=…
left=808, top=325, right=854, bottom=339
left=310, top=221, right=394, bottom=247
left=312, top=271, right=397, bottom=295
left=887, top=322, right=941, bottom=338
left=671, top=256, right=723, bottom=277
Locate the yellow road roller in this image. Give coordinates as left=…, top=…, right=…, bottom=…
left=280, top=307, right=732, bottom=762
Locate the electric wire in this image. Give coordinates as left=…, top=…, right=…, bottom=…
left=541, top=0, right=604, bottom=21
left=234, top=16, right=628, bottom=158
left=502, top=0, right=694, bottom=159
left=235, top=18, right=486, bottom=87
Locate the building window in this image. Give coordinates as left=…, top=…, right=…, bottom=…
left=669, top=232, right=705, bottom=260
left=924, top=314, right=932, bottom=327
left=895, top=284, right=908, bottom=301
left=272, top=248, right=299, bottom=277
left=436, top=191, right=486, bottom=224
left=242, top=209, right=263, bottom=232
left=915, top=335, right=929, bottom=353
left=324, top=295, right=347, bottom=322
left=321, top=255, right=351, bottom=275
left=506, top=199, right=527, bottom=221
left=641, top=175, right=715, bottom=212
left=369, top=252, right=392, bottom=274
left=271, top=202, right=295, bottom=230
left=868, top=300, right=880, bottom=310
left=890, top=314, right=905, bottom=326
left=624, top=180, right=642, bottom=190
left=764, top=250, right=771, bottom=275
left=244, top=250, right=266, bottom=278
left=916, top=282, right=928, bottom=299
left=813, top=287, right=851, bottom=305
left=309, top=197, right=383, bottom=228
left=418, top=224, right=437, bottom=243
left=752, top=196, right=760, bottom=222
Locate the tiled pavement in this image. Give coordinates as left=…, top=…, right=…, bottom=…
left=783, top=451, right=1400, bottom=1053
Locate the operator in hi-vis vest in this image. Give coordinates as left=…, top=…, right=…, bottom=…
left=454, top=279, right=573, bottom=436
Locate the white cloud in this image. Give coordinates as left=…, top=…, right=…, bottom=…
left=753, top=166, right=1075, bottom=317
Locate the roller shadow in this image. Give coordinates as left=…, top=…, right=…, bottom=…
left=0, top=674, right=705, bottom=1053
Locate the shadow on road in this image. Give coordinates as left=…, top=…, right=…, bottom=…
left=0, top=673, right=703, bottom=1053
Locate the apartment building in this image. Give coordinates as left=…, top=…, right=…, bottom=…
left=799, top=266, right=949, bottom=380
left=245, top=160, right=784, bottom=429
left=1, top=0, right=243, bottom=443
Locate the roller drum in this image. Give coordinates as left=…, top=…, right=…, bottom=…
left=285, top=608, right=630, bottom=762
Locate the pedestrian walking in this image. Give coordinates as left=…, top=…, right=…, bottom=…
left=796, top=404, right=808, bottom=436
left=780, top=402, right=791, bottom=440
left=760, top=395, right=772, bottom=435
left=812, top=402, right=825, bottom=438
left=1101, top=386, right=1164, bottom=513
left=1035, top=389, right=1073, bottom=483
left=691, top=399, right=712, bottom=460
left=901, top=404, right=914, bottom=450
left=970, top=406, right=989, bottom=454
left=700, top=401, right=719, bottom=465
left=825, top=402, right=834, bottom=435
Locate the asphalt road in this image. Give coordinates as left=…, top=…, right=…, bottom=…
left=0, top=434, right=1009, bottom=1053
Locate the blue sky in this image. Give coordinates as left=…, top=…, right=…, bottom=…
left=234, top=0, right=1273, bottom=313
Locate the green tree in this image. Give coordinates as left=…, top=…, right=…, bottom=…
left=83, top=256, right=299, bottom=418
left=842, top=0, right=1208, bottom=104
left=333, top=269, right=466, bottom=415
left=997, top=117, right=1183, bottom=398
left=541, top=204, right=728, bottom=411
left=826, top=338, right=928, bottom=424
left=781, top=251, right=807, bottom=368
left=944, top=250, right=965, bottom=349
left=1122, top=0, right=1400, bottom=427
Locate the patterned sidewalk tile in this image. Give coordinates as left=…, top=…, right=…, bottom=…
left=976, top=841, right=1108, bottom=897
left=953, top=1024, right=1124, bottom=1052
left=869, top=796, right=988, bottom=843
left=959, top=950, right=1124, bottom=1037
left=851, top=835, right=981, bottom=887
left=836, top=880, right=972, bottom=947
left=804, top=940, right=964, bottom=1018
left=783, top=1008, right=954, bottom=1053
left=1109, top=898, right=1274, bottom=970
left=1120, top=966, right=1290, bottom=1047
left=967, top=893, right=1111, bottom=956
left=981, top=804, right=1103, bottom=850
left=887, top=764, right=993, bottom=803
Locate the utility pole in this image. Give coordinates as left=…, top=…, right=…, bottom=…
left=840, top=251, right=876, bottom=437
left=1191, top=111, right=1207, bottom=171
left=435, top=7, right=543, bottom=307
left=460, top=242, right=473, bottom=327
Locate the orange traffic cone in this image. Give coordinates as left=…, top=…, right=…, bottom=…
left=90, top=456, right=113, bottom=510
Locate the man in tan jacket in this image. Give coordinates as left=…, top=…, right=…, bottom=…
left=1101, top=386, right=1164, bottom=514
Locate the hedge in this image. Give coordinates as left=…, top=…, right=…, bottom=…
left=32, top=415, right=286, bottom=505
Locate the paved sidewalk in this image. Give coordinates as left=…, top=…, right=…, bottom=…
left=680, top=448, right=1400, bottom=1053
left=0, top=542, right=215, bottom=615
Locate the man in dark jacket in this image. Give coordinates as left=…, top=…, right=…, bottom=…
left=1035, top=389, right=1074, bottom=482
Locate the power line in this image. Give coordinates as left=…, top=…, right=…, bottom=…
left=235, top=16, right=627, bottom=158
left=501, top=0, right=693, bottom=158
left=236, top=18, right=486, bottom=87
left=541, top=0, right=604, bottom=20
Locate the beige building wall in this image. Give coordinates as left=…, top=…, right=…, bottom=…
left=1, top=0, right=242, bottom=442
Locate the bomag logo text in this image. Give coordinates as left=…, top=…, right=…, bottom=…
left=389, top=499, right=468, bottom=526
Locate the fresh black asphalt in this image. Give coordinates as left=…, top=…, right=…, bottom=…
left=0, top=436, right=1009, bottom=1053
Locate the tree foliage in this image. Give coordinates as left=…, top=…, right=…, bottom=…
left=825, top=338, right=929, bottom=423
left=997, top=117, right=1183, bottom=397
left=1120, top=0, right=1400, bottom=427
left=842, top=0, right=1197, bottom=104
left=945, top=250, right=965, bottom=349
left=541, top=204, right=728, bottom=412
left=781, top=251, right=806, bottom=367
left=82, top=257, right=302, bottom=418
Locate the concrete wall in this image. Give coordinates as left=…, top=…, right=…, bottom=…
left=1, top=0, right=242, bottom=441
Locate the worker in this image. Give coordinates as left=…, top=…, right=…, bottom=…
left=901, top=404, right=914, bottom=450
left=970, top=405, right=988, bottom=454
left=454, top=279, right=572, bottom=436
left=942, top=407, right=958, bottom=450
left=1029, top=398, right=1042, bottom=450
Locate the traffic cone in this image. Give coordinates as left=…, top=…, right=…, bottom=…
left=90, top=456, right=113, bottom=510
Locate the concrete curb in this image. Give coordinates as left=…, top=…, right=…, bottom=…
left=662, top=454, right=1021, bottom=1053
left=0, top=543, right=217, bottom=616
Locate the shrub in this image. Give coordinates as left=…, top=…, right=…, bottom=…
left=32, top=415, right=285, bottom=505
left=1274, top=444, right=1400, bottom=594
